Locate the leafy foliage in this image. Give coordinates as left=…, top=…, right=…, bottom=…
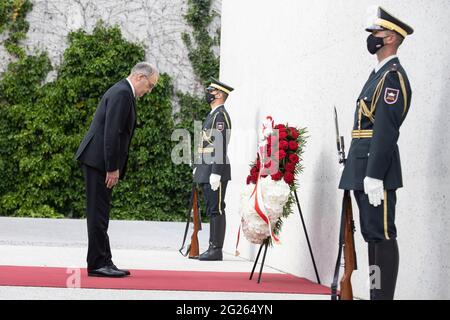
left=0, top=22, right=184, bottom=220
left=0, top=0, right=33, bottom=58
left=0, top=0, right=221, bottom=221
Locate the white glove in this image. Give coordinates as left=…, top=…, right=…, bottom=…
left=364, top=176, right=384, bottom=207
left=193, top=167, right=196, bottom=176
left=210, top=173, right=221, bottom=191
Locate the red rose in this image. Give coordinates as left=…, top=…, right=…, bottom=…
left=285, top=162, right=296, bottom=172
left=289, top=153, right=299, bottom=164
left=250, top=166, right=258, bottom=176
left=271, top=171, right=283, bottom=181
left=288, top=141, right=298, bottom=151
left=289, top=127, right=299, bottom=139
left=279, top=140, right=289, bottom=150
left=284, top=172, right=295, bottom=184
left=275, top=149, right=286, bottom=160
left=279, top=131, right=288, bottom=140
left=275, top=124, right=286, bottom=131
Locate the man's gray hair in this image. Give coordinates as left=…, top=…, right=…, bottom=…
left=130, top=62, right=158, bottom=77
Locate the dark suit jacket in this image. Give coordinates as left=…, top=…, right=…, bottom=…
left=193, top=105, right=232, bottom=183
left=339, top=58, right=412, bottom=190
left=75, top=79, right=136, bottom=179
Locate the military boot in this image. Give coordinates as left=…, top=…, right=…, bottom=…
left=199, top=214, right=226, bottom=261
left=370, top=239, right=399, bottom=300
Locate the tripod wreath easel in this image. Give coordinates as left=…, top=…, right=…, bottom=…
left=249, top=190, right=321, bottom=284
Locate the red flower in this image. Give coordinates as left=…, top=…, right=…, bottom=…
left=279, top=140, right=289, bottom=150
left=288, top=141, right=298, bottom=151
left=289, top=153, right=299, bottom=164
left=289, top=127, right=299, bottom=139
left=256, top=158, right=261, bottom=169
left=246, top=175, right=252, bottom=185
left=279, top=131, right=288, bottom=140
left=250, top=166, right=258, bottom=176
left=271, top=171, right=283, bottom=181
left=284, top=172, right=295, bottom=184
left=275, top=124, right=287, bottom=131
left=285, top=162, right=296, bottom=172
left=274, top=149, right=286, bottom=160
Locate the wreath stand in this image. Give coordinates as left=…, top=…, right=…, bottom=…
left=249, top=190, right=321, bottom=284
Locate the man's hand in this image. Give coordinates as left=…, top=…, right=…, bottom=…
left=105, top=170, right=120, bottom=189
left=364, top=176, right=384, bottom=207
left=210, top=173, right=221, bottom=191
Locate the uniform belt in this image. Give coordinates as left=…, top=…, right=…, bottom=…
left=352, top=129, right=373, bottom=139
left=198, top=147, right=214, bottom=154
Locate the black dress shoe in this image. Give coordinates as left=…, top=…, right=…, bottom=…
left=88, top=266, right=126, bottom=277
left=110, top=264, right=131, bottom=276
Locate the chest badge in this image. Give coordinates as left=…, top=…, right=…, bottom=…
left=384, top=88, right=400, bottom=104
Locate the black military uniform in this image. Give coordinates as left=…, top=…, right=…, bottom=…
left=193, top=78, right=233, bottom=261
left=339, top=7, right=413, bottom=299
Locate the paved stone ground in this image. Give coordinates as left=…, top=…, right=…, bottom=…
left=0, top=217, right=329, bottom=300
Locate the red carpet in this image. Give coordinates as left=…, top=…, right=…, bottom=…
left=0, top=265, right=330, bottom=295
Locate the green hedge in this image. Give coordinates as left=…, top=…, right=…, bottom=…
left=0, top=23, right=191, bottom=220
left=0, top=0, right=220, bottom=220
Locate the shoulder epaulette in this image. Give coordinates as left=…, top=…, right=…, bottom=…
left=219, top=110, right=231, bottom=129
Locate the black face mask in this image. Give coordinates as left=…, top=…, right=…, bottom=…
left=367, top=34, right=385, bottom=55
left=205, top=92, right=216, bottom=104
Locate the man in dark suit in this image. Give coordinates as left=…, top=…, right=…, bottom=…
left=193, top=78, right=233, bottom=261
left=75, top=62, right=159, bottom=277
left=339, top=7, right=413, bottom=299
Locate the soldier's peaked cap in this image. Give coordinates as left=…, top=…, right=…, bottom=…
left=208, top=77, right=234, bottom=94
left=366, top=6, right=413, bottom=38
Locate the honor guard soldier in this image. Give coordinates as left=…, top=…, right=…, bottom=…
left=193, top=78, right=233, bottom=261
left=339, top=7, right=413, bottom=299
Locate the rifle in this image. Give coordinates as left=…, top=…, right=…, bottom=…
left=331, top=106, right=357, bottom=300
left=179, top=184, right=202, bottom=258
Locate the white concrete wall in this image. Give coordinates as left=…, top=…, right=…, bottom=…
left=220, top=0, right=450, bottom=300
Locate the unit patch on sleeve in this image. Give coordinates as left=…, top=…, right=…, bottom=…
left=384, top=87, right=400, bottom=104
left=216, top=122, right=224, bottom=131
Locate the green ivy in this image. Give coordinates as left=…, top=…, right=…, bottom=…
left=182, top=0, right=220, bottom=85
left=0, top=22, right=187, bottom=220
left=0, top=0, right=33, bottom=58
left=0, top=1, right=221, bottom=221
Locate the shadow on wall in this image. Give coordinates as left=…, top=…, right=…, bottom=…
left=425, top=50, right=450, bottom=298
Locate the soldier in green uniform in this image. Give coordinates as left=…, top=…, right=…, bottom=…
left=193, top=78, right=233, bottom=261
left=339, top=7, right=413, bottom=299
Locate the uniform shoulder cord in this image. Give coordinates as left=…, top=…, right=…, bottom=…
left=358, top=70, right=408, bottom=130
